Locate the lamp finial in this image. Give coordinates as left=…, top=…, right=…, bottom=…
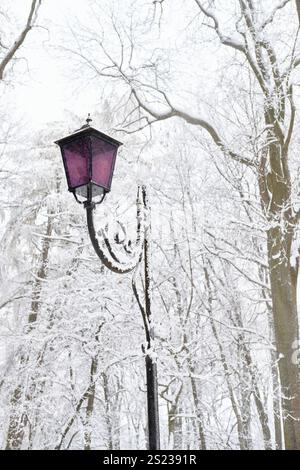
left=86, top=113, right=92, bottom=126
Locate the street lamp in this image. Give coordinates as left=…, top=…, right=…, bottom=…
left=54, top=114, right=121, bottom=205
left=55, top=116, right=160, bottom=451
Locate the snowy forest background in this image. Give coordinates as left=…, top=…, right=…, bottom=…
left=1, top=0, right=300, bottom=450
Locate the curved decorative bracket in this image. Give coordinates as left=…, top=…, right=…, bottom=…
left=85, top=186, right=147, bottom=274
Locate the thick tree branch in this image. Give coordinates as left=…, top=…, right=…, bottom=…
left=283, top=85, right=296, bottom=154
left=260, top=0, right=291, bottom=31
left=296, top=0, right=300, bottom=24
left=193, top=0, right=245, bottom=52
left=131, top=88, right=254, bottom=167
left=0, top=0, right=41, bottom=80
left=194, top=0, right=270, bottom=97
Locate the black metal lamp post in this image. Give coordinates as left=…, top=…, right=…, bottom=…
left=55, top=116, right=160, bottom=450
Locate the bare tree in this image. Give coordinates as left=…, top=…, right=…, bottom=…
left=71, top=0, right=300, bottom=449
left=0, top=0, right=42, bottom=81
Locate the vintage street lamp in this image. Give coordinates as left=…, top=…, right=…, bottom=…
left=55, top=115, right=122, bottom=205
left=55, top=116, right=160, bottom=451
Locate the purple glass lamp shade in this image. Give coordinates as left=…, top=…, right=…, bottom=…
left=55, top=125, right=122, bottom=201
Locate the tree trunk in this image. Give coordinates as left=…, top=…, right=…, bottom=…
left=259, top=261, right=283, bottom=449
left=267, top=226, right=300, bottom=450
left=203, top=265, right=251, bottom=449
left=188, top=366, right=206, bottom=450
left=232, top=302, right=272, bottom=449
left=5, top=215, right=53, bottom=450
left=242, top=345, right=272, bottom=449
left=296, top=0, right=300, bottom=24
left=168, top=403, right=183, bottom=450
left=84, top=357, right=98, bottom=450
left=238, top=341, right=253, bottom=450
left=102, top=372, right=113, bottom=450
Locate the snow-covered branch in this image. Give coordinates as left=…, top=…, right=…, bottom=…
left=0, top=0, right=42, bottom=80
left=260, top=0, right=292, bottom=31
left=131, top=88, right=254, bottom=167
left=193, top=0, right=245, bottom=52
